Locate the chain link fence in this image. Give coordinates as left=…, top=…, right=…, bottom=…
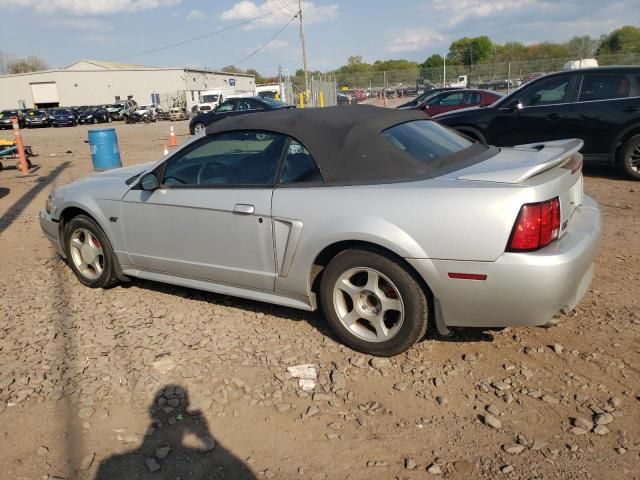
left=282, top=74, right=337, bottom=107
left=329, top=53, right=640, bottom=102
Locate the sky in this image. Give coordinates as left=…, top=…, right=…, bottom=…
left=0, top=0, right=638, bottom=76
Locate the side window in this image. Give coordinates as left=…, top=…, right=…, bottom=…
left=237, top=99, right=252, bottom=111
left=433, top=92, right=464, bottom=106
left=279, top=140, right=323, bottom=185
left=248, top=99, right=266, bottom=110
left=162, top=131, right=287, bottom=186
left=520, top=76, right=570, bottom=106
left=215, top=100, right=236, bottom=113
left=464, top=92, right=481, bottom=105
left=579, top=73, right=631, bottom=101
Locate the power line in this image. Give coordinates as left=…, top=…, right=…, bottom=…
left=231, top=14, right=298, bottom=67
left=109, top=11, right=277, bottom=61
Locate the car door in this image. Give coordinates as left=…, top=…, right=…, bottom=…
left=485, top=74, right=577, bottom=146
left=120, top=130, right=287, bottom=291
left=568, top=71, right=640, bottom=160
left=425, top=91, right=465, bottom=116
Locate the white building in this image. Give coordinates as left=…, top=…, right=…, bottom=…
left=0, top=59, right=255, bottom=110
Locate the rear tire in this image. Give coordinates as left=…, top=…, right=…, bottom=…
left=64, top=215, right=119, bottom=288
left=617, top=134, right=640, bottom=180
left=320, top=248, right=429, bottom=356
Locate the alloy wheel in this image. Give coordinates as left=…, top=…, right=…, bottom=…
left=332, top=267, right=404, bottom=343
left=69, top=228, right=104, bottom=280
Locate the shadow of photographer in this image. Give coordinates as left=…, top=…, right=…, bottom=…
left=95, top=384, right=256, bottom=479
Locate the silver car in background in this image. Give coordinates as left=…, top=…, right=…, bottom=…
left=39, top=106, right=601, bottom=356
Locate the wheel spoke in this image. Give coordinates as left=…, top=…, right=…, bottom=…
left=364, top=270, right=384, bottom=297
left=337, top=278, right=361, bottom=300
left=71, top=237, right=84, bottom=250
left=342, top=309, right=360, bottom=328
left=380, top=296, right=402, bottom=314
left=370, top=314, right=391, bottom=340
left=90, top=257, right=103, bottom=275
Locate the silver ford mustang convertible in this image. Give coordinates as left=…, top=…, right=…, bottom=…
left=40, top=106, right=601, bottom=356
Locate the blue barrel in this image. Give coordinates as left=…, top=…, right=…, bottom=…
left=88, top=128, right=122, bottom=171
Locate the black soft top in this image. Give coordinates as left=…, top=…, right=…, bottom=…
left=204, top=105, right=486, bottom=184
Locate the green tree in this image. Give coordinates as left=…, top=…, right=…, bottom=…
left=421, top=54, right=444, bottom=70
left=597, top=26, right=640, bottom=55
left=221, top=65, right=243, bottom=73
left=448, top=36, right=493, bottom=65
left=565, top=35, right=598, bottom=58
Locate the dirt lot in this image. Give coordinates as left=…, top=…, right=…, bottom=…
left=0, top=120, right=639, bottom=480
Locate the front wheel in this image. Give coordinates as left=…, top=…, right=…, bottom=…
left=320, top=248, right=429, bottom=356
left=617, top=134, right=640, bottom=180
left=64, top=215, right=119, bottom=288
left=193, top=122, right=206, bottom=135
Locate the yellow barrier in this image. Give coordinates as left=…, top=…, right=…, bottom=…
left=299, top=93, right=304, bottom=108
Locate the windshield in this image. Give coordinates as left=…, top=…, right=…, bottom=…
left=83, top=108, right=97, bottom=114
left=382, top=120, right=474, bottom=164
left=260, top=97, right=286, bottom=107
left=29, top=110, right=46, bottom=116
left=0, top=110, right=18, bottom=117
left=201, top=94, right=219, bottom=103
left=53, top=109, right=72, bottom=115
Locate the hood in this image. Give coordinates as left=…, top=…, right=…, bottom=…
left=55, top=161, right=158, bottom=201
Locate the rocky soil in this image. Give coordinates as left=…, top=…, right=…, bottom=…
left=0, top=121, right=638, bottom=479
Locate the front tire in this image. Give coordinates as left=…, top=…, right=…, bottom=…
left=617, top=134, right=640, bottom=180
left=64, top=215, right=119, bottom=288
left=193, top=122, right=206, bottom=135
left=320, top=248, right=429, bottom=356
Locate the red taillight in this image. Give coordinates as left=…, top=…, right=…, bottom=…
left=507, top=197, right=561, bottom=252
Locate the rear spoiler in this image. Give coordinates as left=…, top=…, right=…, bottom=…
left=457, top=138, right=584, bottom=184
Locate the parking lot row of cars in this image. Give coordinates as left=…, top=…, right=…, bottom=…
left=0, top=101, right=189, bottom=130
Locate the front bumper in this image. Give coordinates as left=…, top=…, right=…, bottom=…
left=408, top=195, right=601, bottom=328
left=39, top=209, right=65, bottom=257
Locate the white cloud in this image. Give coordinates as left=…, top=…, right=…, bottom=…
left=52, top=17, right=112, bottom=31
left=432, top=0, right=536, bottom=26
left=387, top=29, right=444, bottom=53
left=0, top=0, right=181, bottom=16
left=221, top=0, right=338, bottom=28
left=186, top=9, right=206, bottom=21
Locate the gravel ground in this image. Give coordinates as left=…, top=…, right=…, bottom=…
left=0, top=120, right=639, bottom=480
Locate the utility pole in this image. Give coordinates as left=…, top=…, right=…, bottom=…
left=298, top=0, right=309, bottom=97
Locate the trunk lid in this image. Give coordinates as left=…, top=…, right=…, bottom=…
left=456, top=139, right=583, bottom=184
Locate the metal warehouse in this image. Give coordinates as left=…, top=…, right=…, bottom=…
left=0, top=59, right=255, bottom=111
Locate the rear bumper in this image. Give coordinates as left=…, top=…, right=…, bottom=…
left=39, top=209, right=65, bottom=257
left=408, top=195, right=601, bottom=328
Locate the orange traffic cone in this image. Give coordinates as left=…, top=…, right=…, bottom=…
left=169, top=125, right=177, bottom=147
left=163, top=145, right=169, bottom=156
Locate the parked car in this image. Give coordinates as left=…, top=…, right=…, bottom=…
left=0, top=109, right=25, bottom=129
left=106, top=104, right=125, bottom=120
left=79, top=107, right=111, bottom=125
left=336, top=92, right=352, bottom=105
left=40, top=106, right=600, bottom=356
left=434, top=67, right=640, bottom=179
left=396, top=87, right=460, bottom=110
left=51, top=108, right=77, bottom=127
left=168, top=107, right=188, bottom=121
left=189, top=96, right=293, bottom=135
left=24, top=109, right=51, bottom=128
left=419, top=89, right=503, bottom=116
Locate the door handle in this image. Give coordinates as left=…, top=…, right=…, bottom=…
left=622, top=106, right=639, bottom=113
left=233, top=204, right=255, bottom=215
left=546, top=113, right=565, bottom=120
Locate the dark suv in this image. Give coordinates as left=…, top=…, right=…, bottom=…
left=434, top=67, right=640, bottom=179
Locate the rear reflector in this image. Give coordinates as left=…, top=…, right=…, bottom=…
left=448, top=273, right=487, bottom=280
left=507, top=197, right=561, bottom=251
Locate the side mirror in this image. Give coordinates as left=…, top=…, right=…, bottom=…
left=509, top=99, right=524, bottom=111
left=140, top=172, right=159, bottom=191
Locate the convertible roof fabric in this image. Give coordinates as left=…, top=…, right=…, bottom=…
left=204, top=105, right=481, bottom=184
